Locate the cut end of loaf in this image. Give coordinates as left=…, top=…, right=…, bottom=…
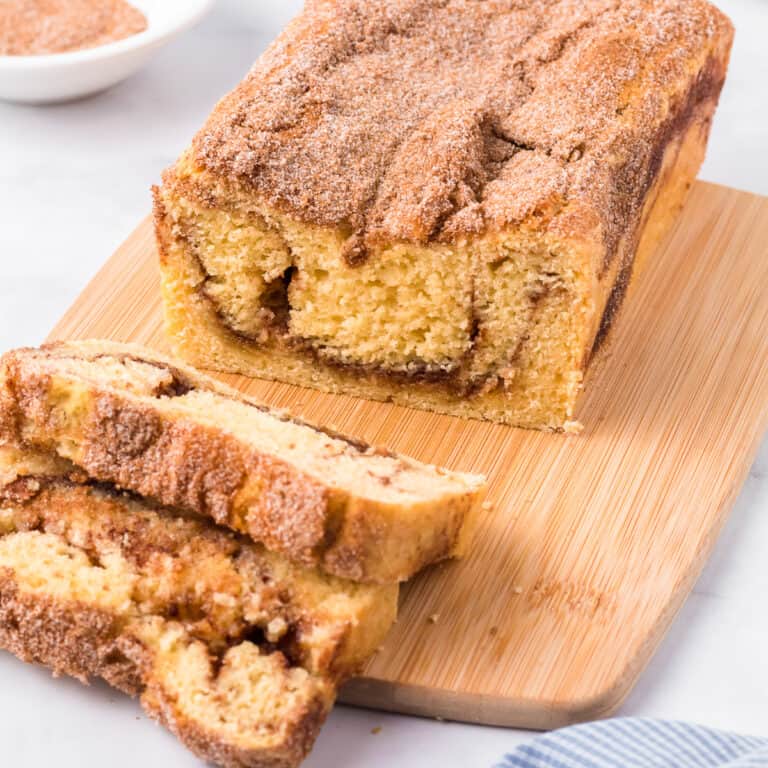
left=156, top=162, right=591, bottom=430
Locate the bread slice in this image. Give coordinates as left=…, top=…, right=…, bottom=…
left=0, top=341, right=484, bottom=583
left=0, top=444, right=397, bottom=768
left=153, top=0, right=732, bottom=431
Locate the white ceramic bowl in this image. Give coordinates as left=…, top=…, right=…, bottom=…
left=0, top=0, right=215, bottom=104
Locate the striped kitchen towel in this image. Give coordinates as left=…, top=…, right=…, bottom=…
left=497, top=718, right=768, bottom=767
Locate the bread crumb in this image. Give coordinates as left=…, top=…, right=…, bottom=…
left=428, top=613, right=439, bottom=624
left=563, top=420, right=584, bottom=434
left=266, top=616, right=288, bottom=642
left=371, top=726, right=382, bottom=735
left=481, top=501, right=493, bottom=511
left=212, top=591, right=237, bottom=608
left=513, top=586, right=523, bottom=595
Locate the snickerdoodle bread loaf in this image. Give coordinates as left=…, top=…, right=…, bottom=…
left=153, top=0, right=733, bottom=430
left=0, top=444, right=398, bottom=768
left=0, top=341, right=485, bottom=583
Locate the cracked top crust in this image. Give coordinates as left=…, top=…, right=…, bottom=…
left=192, top=0, right=732, bottom=252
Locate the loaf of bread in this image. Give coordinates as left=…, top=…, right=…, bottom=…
left=0, top=340, right=485, bottom=583
left=153, top=0, right=732, bottom=430
left=0, top=444, right=398, bottom=768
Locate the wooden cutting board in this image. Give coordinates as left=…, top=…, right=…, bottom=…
left=48, top=181, right=768, bottom=730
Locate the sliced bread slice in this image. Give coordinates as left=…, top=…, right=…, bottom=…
left=0, top=340, right=485, bottom=582
left=0, top=444, right=397, bottom=768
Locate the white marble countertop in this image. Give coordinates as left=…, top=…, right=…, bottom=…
left=0, top=2, right=766, bottom=766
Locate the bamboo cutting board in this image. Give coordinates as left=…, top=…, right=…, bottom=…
left=48, top=181, right=768, bottom=729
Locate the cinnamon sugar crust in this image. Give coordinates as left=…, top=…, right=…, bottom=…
left=0, top=573, right=143, bottom=693
left=194, top=0, right=732, bottom=258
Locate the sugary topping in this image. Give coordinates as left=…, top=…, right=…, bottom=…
left=194, top=0, right=731, bottom=250
left=0, top=0, right=147, bottom=56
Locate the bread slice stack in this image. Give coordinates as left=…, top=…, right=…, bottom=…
left=0, top=341, right=485, bottom=767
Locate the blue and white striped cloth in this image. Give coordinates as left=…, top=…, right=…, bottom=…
left=497, top=718, right=768, bottom=768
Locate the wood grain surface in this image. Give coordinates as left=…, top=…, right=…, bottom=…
left=49, top=181, right=768, bottom=729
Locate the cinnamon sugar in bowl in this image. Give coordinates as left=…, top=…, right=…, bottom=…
left=0, top=0, right=214, bottom=104
left=1, top=0, right=149, bottom=57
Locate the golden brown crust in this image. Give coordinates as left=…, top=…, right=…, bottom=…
left=0, top=572, right=143, bottom=694
left=192, top=0, right=733, bottom=257
left=141, top=681, right=330, bottom=768
left=0, top=341, right=484, bottom=582
left=80, top=396, right=333, bottom=562
left=1, top=344, right=324, bottom=533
